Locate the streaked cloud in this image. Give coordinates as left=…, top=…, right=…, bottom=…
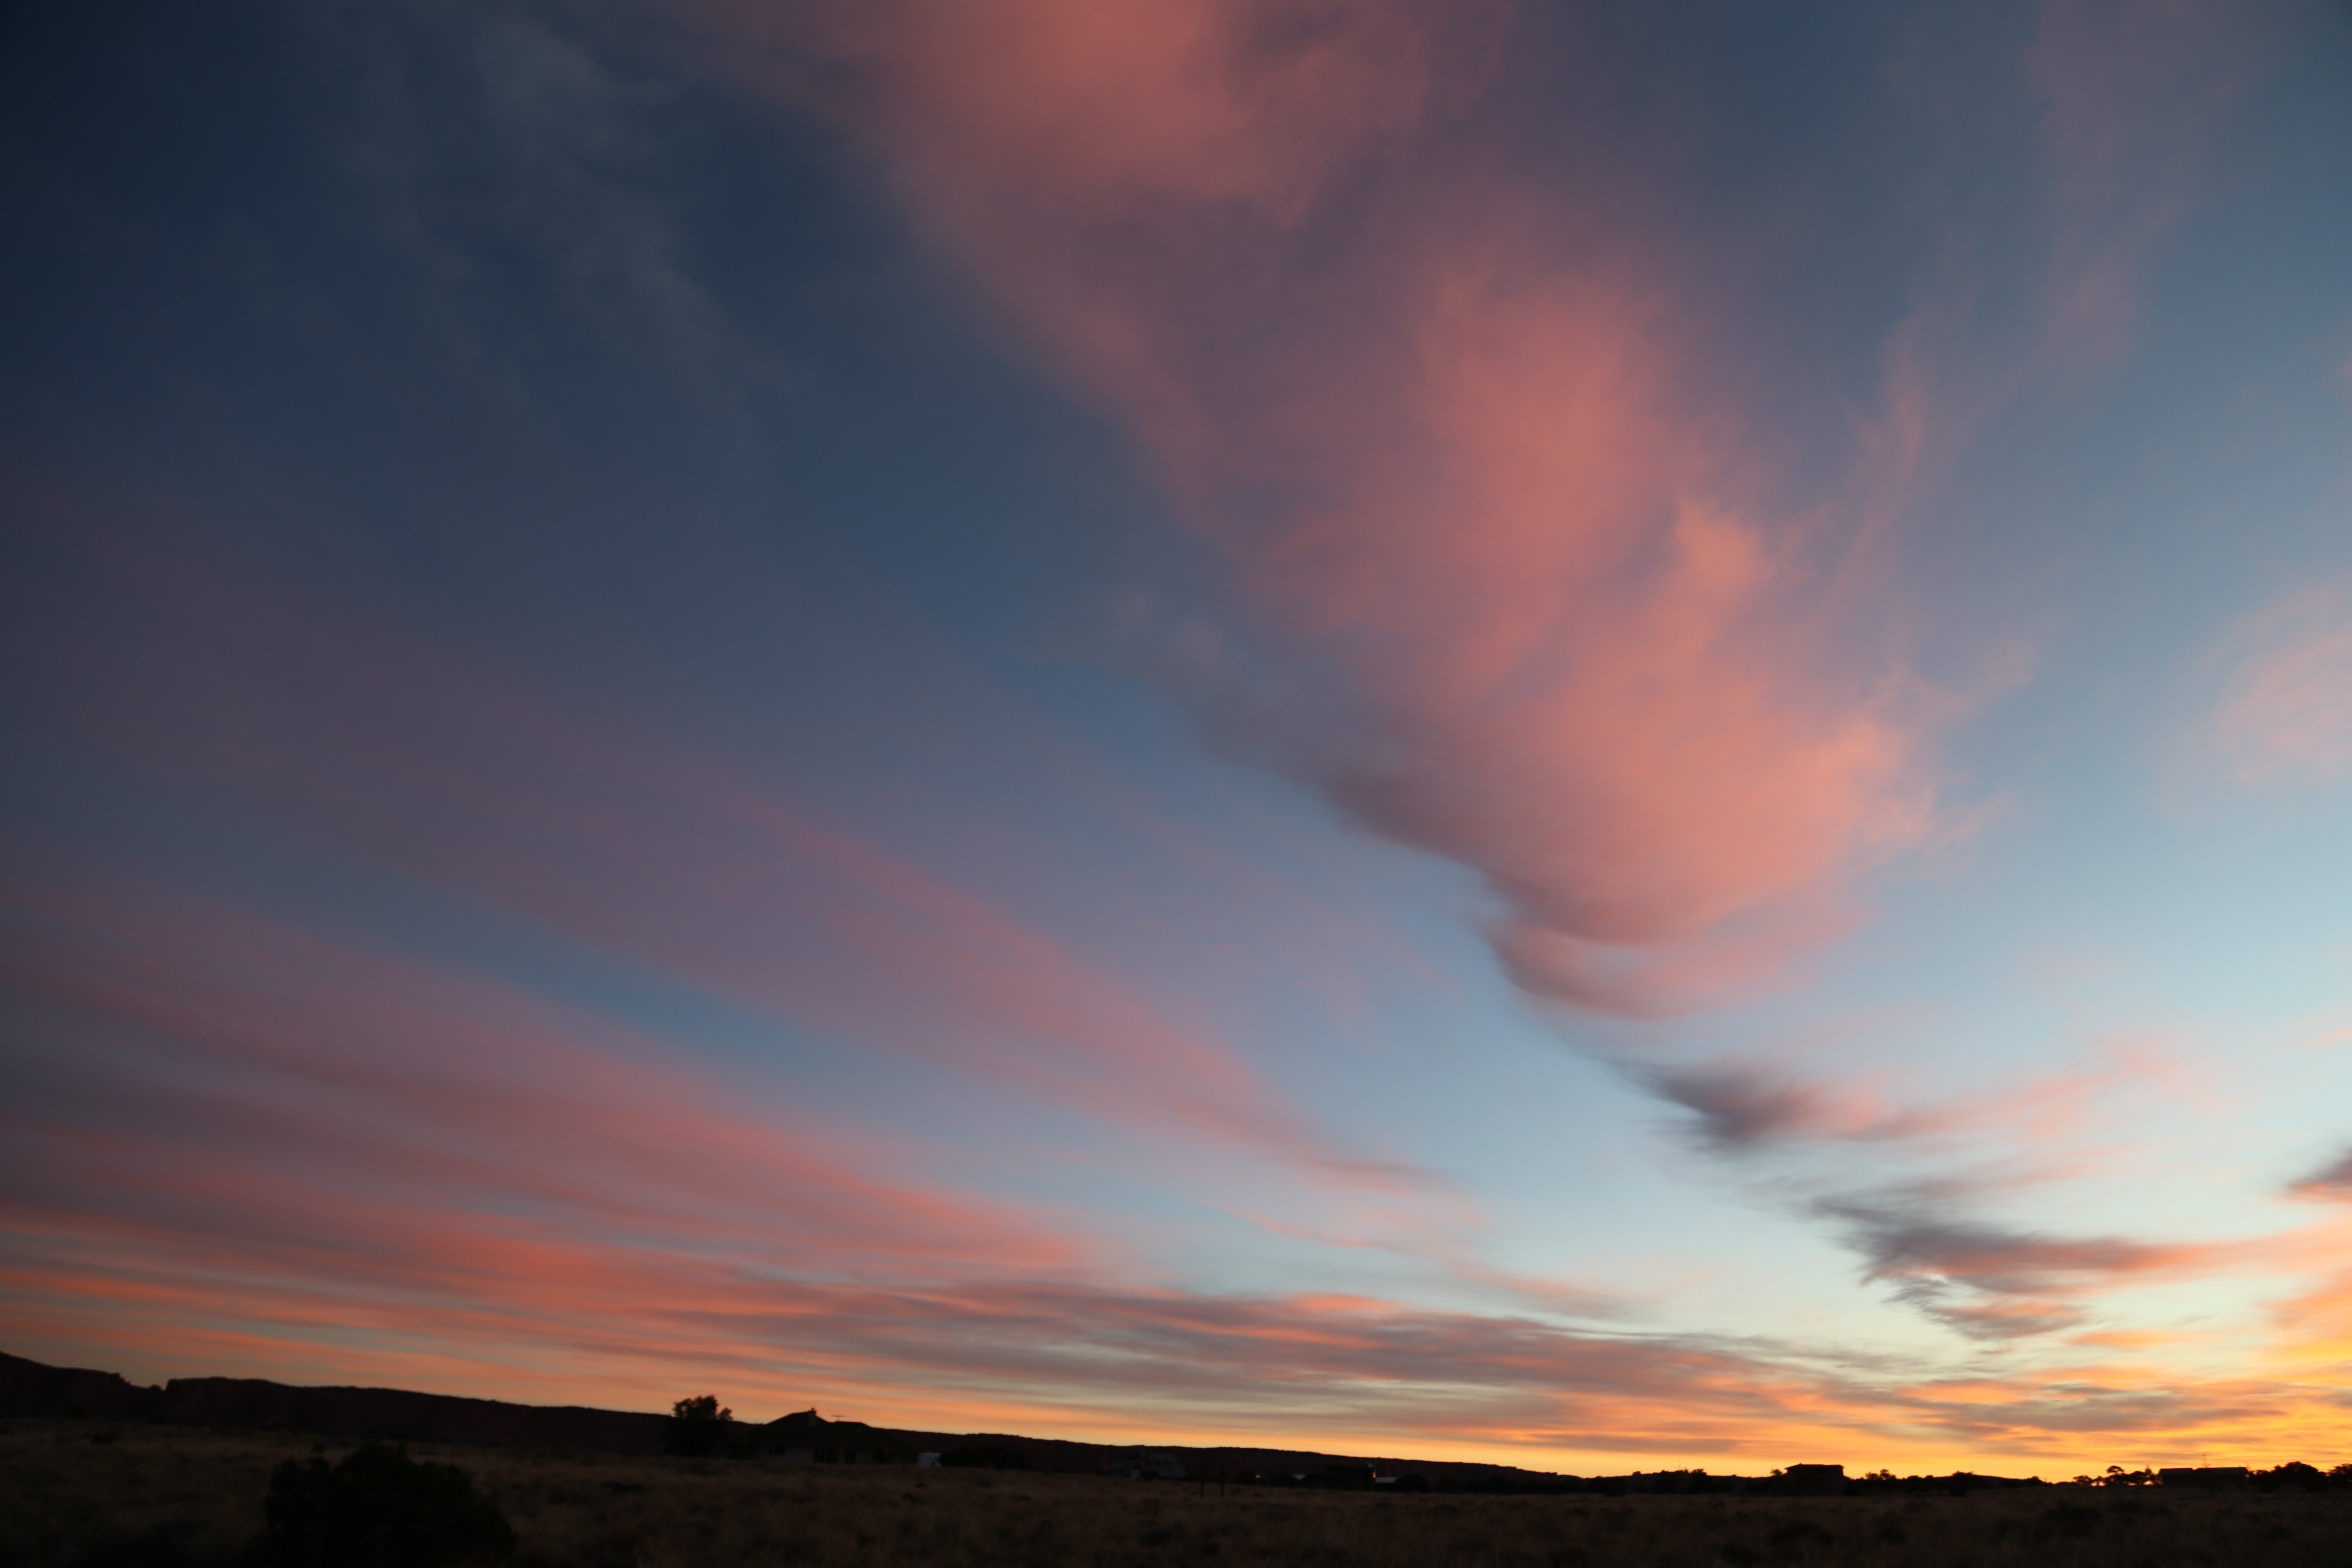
left=10, top=516, right=1425, bottom=1195
left=1639, top=1060, right=1943, bottom=1153
left=2025, top=0, right=2264, bottom=378
left=1816, top=1191, right=2210, bottom=1342
left=2289, top=1147, right=2352, bottom=1200
left=2213, top=583, right=2352, bottom=787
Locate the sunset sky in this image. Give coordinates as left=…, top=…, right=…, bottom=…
left=6, top=0, right=2352, bottom=1479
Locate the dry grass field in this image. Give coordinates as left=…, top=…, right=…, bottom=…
left=7, top=1418, right=2351, bottom=1568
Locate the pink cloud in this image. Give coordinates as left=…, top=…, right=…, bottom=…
left=704, top=0, right=1943, bottom=1016
left=776, top=0, right=1451, bottom=215
left=13, top=515, right=1428, bottom=1193
left=6, top=879, right=2348, bottom=1467
left=2212, top=582, right=2352, bottom=787
left=13, top=871, right=2331, bottom=1462
left=17, top=1199, right=2350, bottom=1471
left=0, top=882, right=1080, bottom=1280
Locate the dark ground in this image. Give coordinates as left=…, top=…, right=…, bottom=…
left=8, top=1418, right=2352, bottom=1568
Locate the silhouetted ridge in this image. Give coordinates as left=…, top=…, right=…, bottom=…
left=0, top=1350, right=155, bottom=1421
left=0, top=1349, right=666, bottom=1453
left=1, top=1351, right=1577, bottom=1481
left=1, top=1349, right=1872, bottom=1488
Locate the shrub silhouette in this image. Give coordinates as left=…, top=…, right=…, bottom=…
left=255, top=1442, right=514, bottom=1566
left=664, top=1394, right=735, bottom=1458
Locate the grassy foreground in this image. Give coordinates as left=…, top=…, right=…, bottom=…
left=8, top=1418, right=2352, bottom=1567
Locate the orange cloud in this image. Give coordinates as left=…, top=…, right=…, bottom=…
left=2288, top=1148, right=2352, bottom=1201
left=10, top=1083, right=2352, bottom=1467
left=13, top=869, right=2347, bottom=1471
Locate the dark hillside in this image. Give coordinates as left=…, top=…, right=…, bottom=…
left=0, top=1350, right=666, bottom=1453
left=0, top=1351, right=1565, bottom=1483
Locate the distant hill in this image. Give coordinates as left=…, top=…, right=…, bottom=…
left=0, top=1348, right=1568, bottom=1484
left=0, top=1349, right=667, bottom=1453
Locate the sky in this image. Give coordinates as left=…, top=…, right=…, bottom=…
left=3, top=0, right=2352, bottom=1479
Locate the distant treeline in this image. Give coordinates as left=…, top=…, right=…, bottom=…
left=2050, top=1463, right=2352, bottom=1492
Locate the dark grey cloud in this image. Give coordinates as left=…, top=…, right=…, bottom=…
left=1644, top=1063, right=1830, bottom=1150
left=1815, top=1191, right=2192, bottom=1341
left=2288, top=1146, right=2352, bottom=1199
left=1635, top=1060, right=1936, bottom=1153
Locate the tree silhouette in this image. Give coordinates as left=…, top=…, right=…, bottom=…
left=665, top=1394, right=734, bottom=1457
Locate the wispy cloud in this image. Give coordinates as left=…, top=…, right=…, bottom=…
left=1638, top=1060, right=1945, bottom=1153
left=0, top=882, right=1080, bottom=1281
left=11, top=515, right=1427, bottom=1196
left=711, top=0, right=1949, bottom=1019
left=2026, top=0, right=2269, bottom=380
left=1816, top=1189, right=2209, bottom=1341
left=3, top=845, right=2346, bottom=1467
left=2288, top=1147, right=2352, bottom=1200
left=2211, top=582, right=2352, bottom=787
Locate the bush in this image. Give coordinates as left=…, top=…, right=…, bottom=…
left=254, top=1442, right=513, bottom=1567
